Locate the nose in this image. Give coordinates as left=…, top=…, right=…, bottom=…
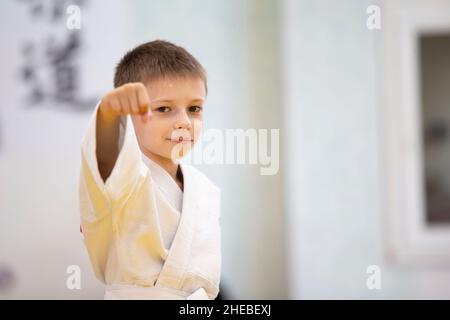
left=173, top=109, right=191, bottom=130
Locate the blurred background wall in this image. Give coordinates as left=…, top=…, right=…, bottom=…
left=1, top=0, right=450, bottom=299
left=281, top=0, right=384, bottom=299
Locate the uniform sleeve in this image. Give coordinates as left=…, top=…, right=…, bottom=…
left=78, top=101, right=146, bottom=282
left=79, top=101, right=145, bottom=205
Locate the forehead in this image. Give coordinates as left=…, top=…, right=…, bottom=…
left=145, top=77, right=206, bottom=102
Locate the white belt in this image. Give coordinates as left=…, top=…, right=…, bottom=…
left=104, top=284, right=210, bottom=300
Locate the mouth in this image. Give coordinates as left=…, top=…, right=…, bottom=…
left=166, top=137, right=193, bottom=144
left=168, top=129, right=193, bottom=144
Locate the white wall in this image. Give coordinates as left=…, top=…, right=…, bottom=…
left=282, top=0, right=450, bottom=299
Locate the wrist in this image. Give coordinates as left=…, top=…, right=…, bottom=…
left=98, top=102, right=118, bottom=121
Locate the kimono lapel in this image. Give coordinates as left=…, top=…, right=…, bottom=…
left=154, top=163, right=198, bottom=289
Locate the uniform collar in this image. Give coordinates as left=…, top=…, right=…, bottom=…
left=141, top=154, right=184, bottom=211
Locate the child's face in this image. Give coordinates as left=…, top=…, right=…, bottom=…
left=131, top=76, right=205, bottom=163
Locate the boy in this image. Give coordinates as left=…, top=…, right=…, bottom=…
left=78, top=40, right=221, bottom=300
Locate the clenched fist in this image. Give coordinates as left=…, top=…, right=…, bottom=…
left=99, top=82, right=152, bottom=122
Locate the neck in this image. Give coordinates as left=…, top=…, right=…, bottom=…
left=143, top=151, right=182, bottom=188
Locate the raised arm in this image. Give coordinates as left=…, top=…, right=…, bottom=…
left=96, top=83, right=151, bottom=182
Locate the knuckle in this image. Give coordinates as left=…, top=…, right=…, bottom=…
left=103, top=92, right=113, bottom=103
left=112, top=103, right=121, bottom=112
left=125, top=83, right=136, bottom=91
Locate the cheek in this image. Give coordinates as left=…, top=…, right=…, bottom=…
left=192, top=120, right=203, bottom=137
left=145, top=119, right=170, bottom=141
left=131, top=117, right=155, bottom=143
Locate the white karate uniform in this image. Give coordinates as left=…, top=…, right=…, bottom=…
left=78, top=102, right=221, bottom=300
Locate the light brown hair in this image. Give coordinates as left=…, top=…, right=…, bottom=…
left=114, top=39, right=207, bottom=94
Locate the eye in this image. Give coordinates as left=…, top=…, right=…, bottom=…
left=188, top=106, right=203, bottom=113
left=156, top=106, right=171, bottom=113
